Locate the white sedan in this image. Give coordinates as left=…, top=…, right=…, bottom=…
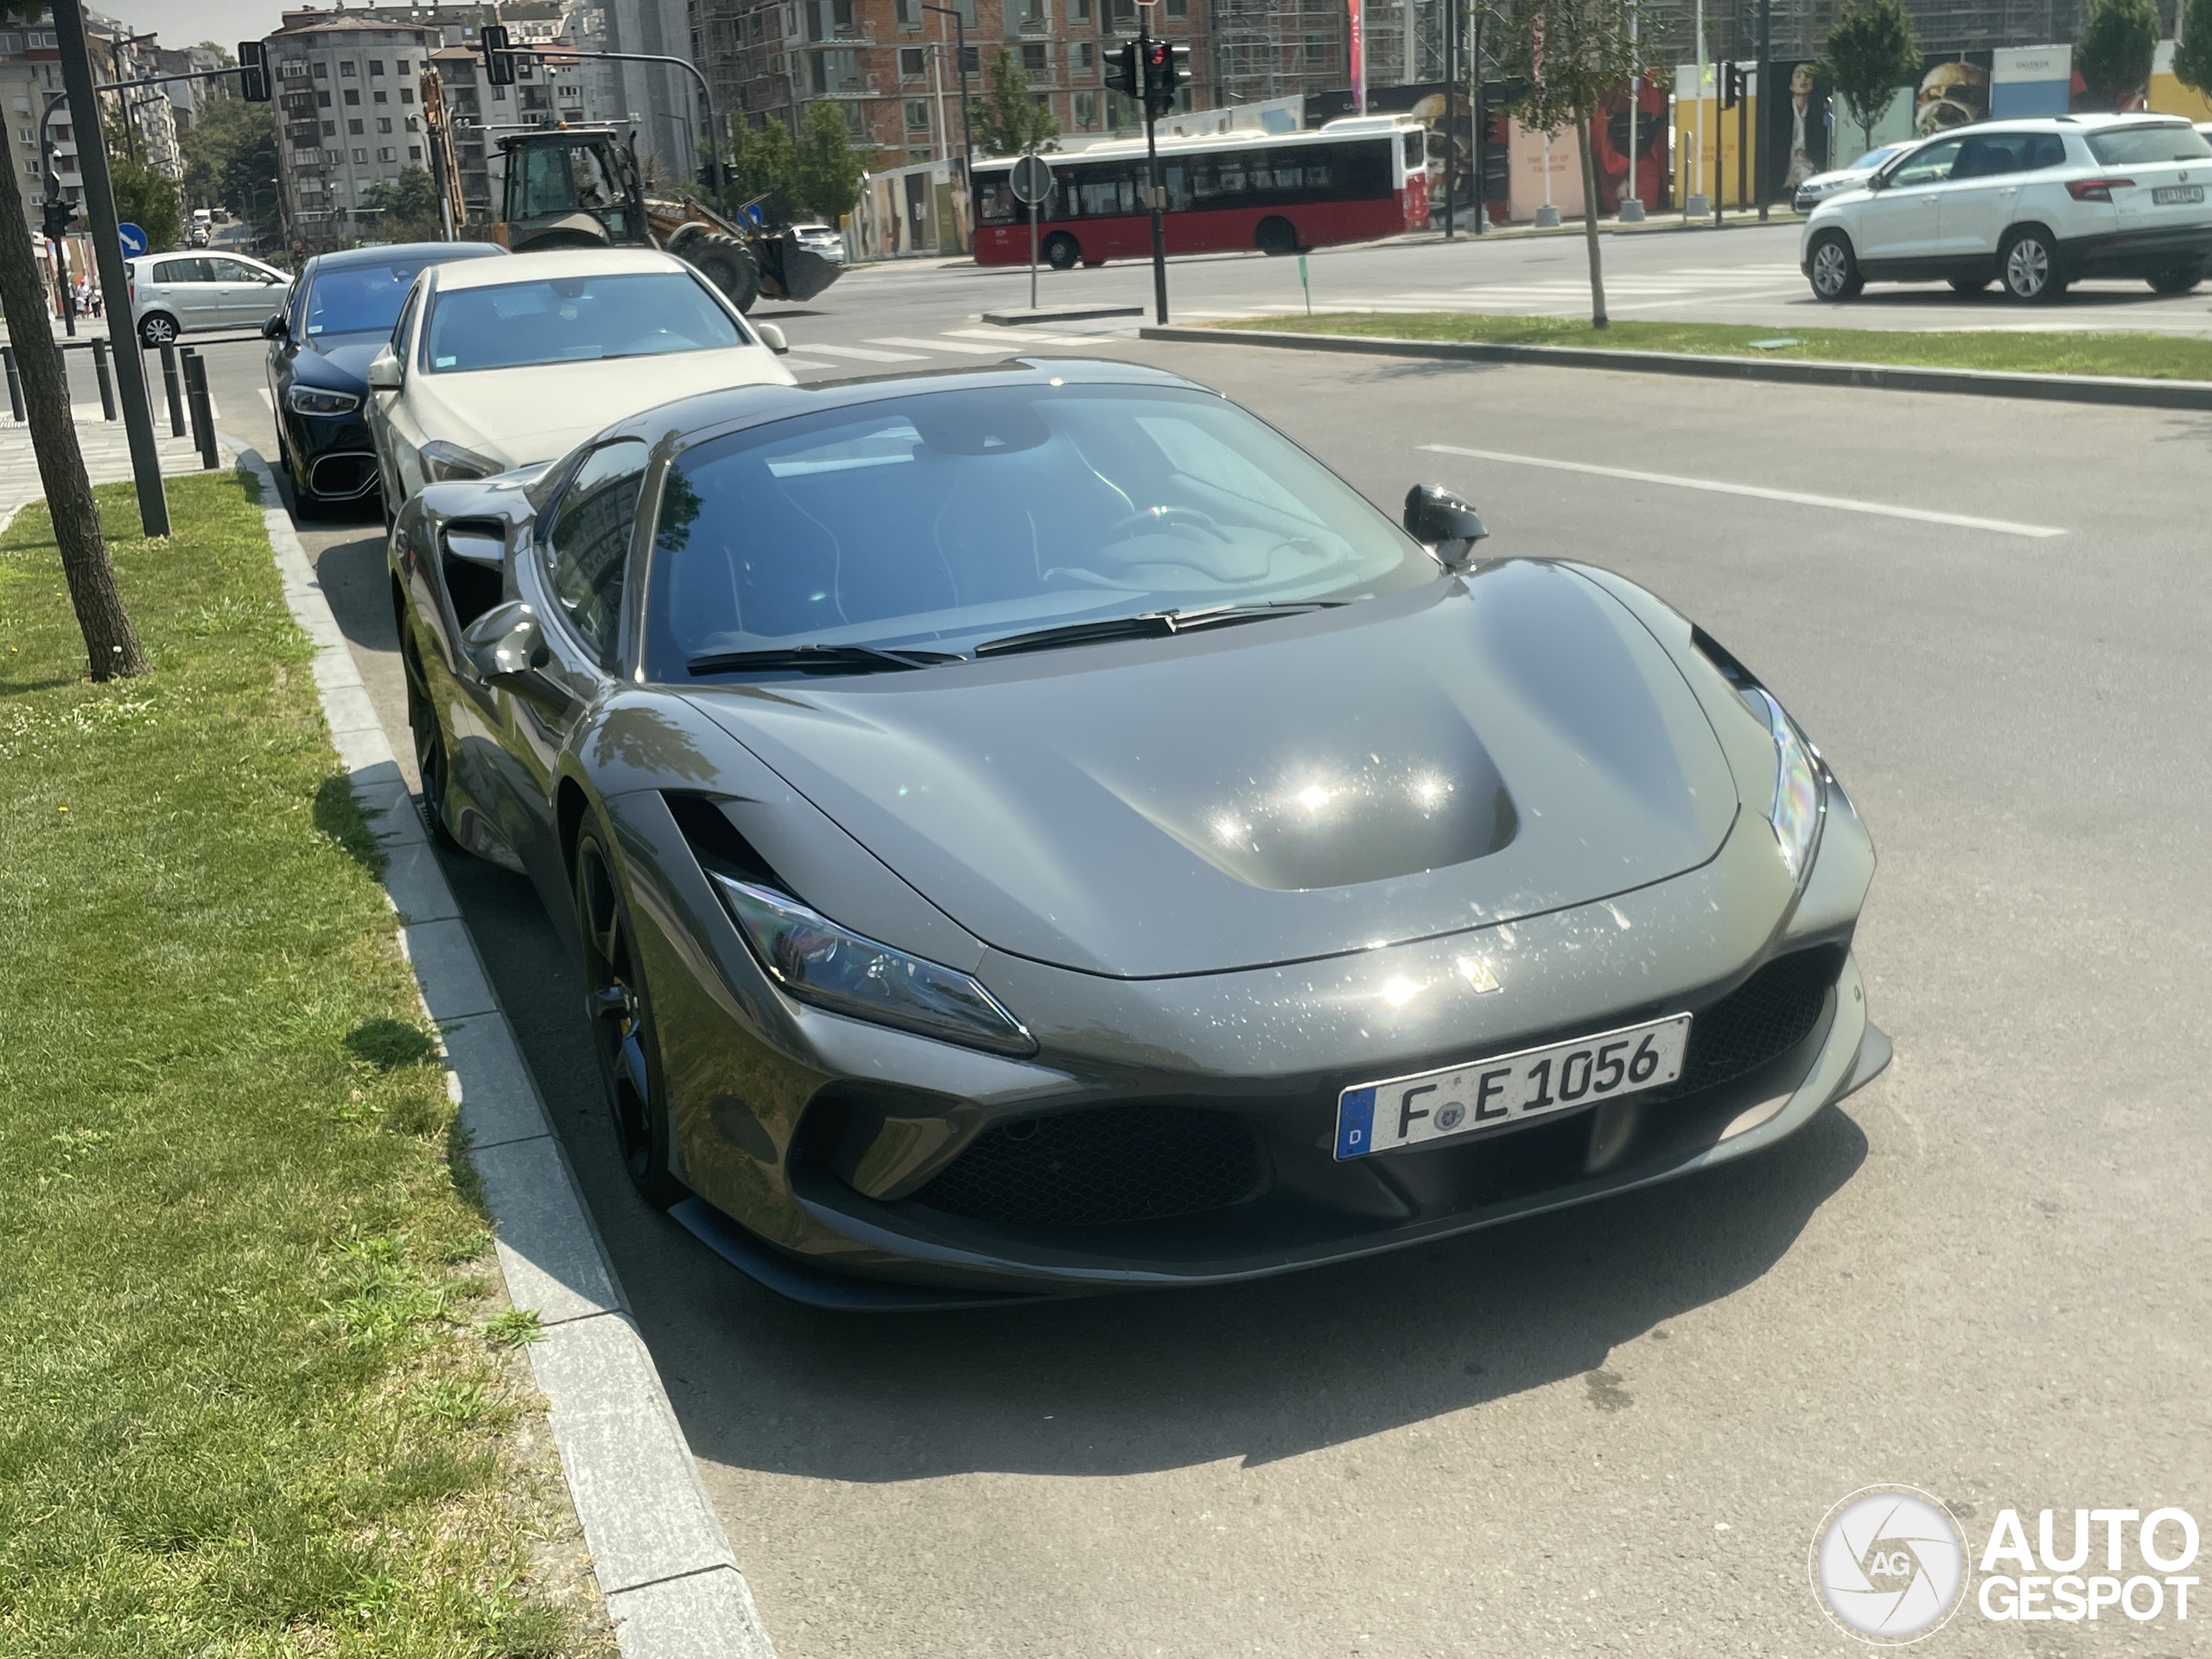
left=366, top=246, right=794, bottom=518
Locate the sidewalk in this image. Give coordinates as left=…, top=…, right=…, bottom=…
left=0, top=404, right=225, bottom=521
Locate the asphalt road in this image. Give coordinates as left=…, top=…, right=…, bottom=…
left=196, top=278, right=2209, bottom=1655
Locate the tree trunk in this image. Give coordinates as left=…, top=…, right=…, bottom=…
left=1575, top=112, right=1609, bottom=329
left=0, top=129, right=146, bottom=680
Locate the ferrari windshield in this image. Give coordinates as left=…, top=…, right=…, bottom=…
left=422, top=270, right=745, bottom=372
left=647, top=382, right=1436, bottom=676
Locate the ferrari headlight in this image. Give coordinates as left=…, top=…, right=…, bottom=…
left=421, top=439, right=501, bottom=482
left=287, top=384, right=360, bottom=416
left=1745, top=687, right=1822, bottom=881
left=707, top=872, right=1034, bottom=1055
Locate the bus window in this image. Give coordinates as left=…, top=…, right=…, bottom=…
left=1402, top=130, right=1425, bottom=170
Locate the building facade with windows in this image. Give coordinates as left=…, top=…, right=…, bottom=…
left=268, top=14, right=443, bottom=253
left=701, top=0, right=1207, bottom=173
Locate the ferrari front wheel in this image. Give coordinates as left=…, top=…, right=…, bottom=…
left=576, top=829, right=685, bottom=1209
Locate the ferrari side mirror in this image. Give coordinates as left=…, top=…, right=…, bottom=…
left=461, top=599, right=547, bottom=683
left=1404, top=483, right=1488, bottom=566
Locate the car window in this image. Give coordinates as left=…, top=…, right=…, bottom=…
left=422, top=270, right=747, bottom=372
left=2024, top=133, right=2066, bottom=168
left=1888, top=138, right=1962, bottom=188
left=544, top=439, right=648, bottom=664
left=391, top=284, right=420, bottom=356
left=152, top=257, right=211, bottom=283
left=2085, top=124, right=2212, bottom=165
left=646, top=383, right=1435, bottom=678
left=1846, top=145, right=1899, bottom=170
left=1953, top=135, right=2030, bottom=179
left=303, top=259, right=429, bottom=335
left=207, top=257, right=259, bottom=282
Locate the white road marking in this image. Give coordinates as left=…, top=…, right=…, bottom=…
left=780, top=356, right=841, bottom=371
left=257, top=387, right=274, bottom=411
left=941, top=327, right=1098, bottom=346
left=1420, top=443, right=2067, bottom=538
left=868, top=334, right=1009, bottom=354
left=804, top=343, right=928, bottom=362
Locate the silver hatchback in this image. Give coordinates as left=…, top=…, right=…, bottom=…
left=127, top=251, right=289, bottom=347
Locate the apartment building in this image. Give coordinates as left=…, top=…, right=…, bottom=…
left=702, top=0, right=1206, bottom=170
left=267, top=13, right=443, bottom=252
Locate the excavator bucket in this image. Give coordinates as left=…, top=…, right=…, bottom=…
left=760, top=232, right=842, bottom=303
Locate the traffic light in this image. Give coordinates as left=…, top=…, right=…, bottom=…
left=1720, top=61, right=1745, bottom=111
left=237, top=39, right=270, bottom=102
left=41, top=193, right=75, bottom=241
left=480, top=22, right=517, bottom=88
left=1141, top=40, right=1188, bottom=117
left=1103, top=41, right=1139, bottom=99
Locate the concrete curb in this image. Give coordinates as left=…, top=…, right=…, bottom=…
left=982, top=303, right=1147, bottom=325
left=1137, top=323, right=2212, bottom=411
left=238, top=453, right=778, bottom=1659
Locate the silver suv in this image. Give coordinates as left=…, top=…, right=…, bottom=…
left=126, top=251, right=289, bottom=347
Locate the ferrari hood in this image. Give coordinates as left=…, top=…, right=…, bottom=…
left=408, top=346, right=793, bottom=469
left=687, top=562, right=1740, bottom=979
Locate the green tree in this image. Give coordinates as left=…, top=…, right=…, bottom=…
left=794, top=99, right=864, bottom=222
left=361, top=167, right=442, bottom=243
left=974, top=45, right=1058, bottom=156
left=2075, top=0, right=2160, bottom=110
left=179, top=95, right=279, bottom=244
left=1497, top=0, right=1638, bottom=328
left=1817, top=0, right=1921, bottom=154
left=2178, top=0, right=2212, bottom=100
left=728, top=111, right=798, bottom=207
left=101, top=116, right=182, bottom=249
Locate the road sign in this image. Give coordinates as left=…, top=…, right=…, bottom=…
left=117, top=222, right=148, bottom=257
left=1009, top=155, right=1052, bottom=207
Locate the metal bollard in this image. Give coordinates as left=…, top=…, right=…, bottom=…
left=159, top=341, right=185, bottom=437
left=181, top=349, right=219, bottom=470
left=1, top=346, right=22, bottom=423
left=91, top=336, right=117, bottom=421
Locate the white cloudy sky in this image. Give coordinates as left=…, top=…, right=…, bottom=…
left=105, top=1, right=294, bottom=50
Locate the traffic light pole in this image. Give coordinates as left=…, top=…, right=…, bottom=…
left=52, top=0, right=165, bottom=537
left=1139, top=24, right=1167, bottom=323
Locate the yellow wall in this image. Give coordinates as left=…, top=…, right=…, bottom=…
left=2148, top=71, right=2212, bottom=121
left=1675, top=94, right=1762, bottom=208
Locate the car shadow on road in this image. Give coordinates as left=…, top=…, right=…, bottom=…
left=432, top=825, right=1870, bottom=1483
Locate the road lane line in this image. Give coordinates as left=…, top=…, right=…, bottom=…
left=1420, top=443, right=2066, bottom=538
left=804, top=343, right=928, bottom=362
left=868, top=335, right=1008, bottom=354
left=780, top=357, right=840, bottom=371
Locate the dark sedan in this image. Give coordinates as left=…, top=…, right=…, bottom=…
left=391, top=360, right=1888, bottom=1309
left=264, top=241, right=507, bottom=517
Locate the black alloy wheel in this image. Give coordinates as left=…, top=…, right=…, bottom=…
left=575, top=830, right=685, bottom=1208
left=138, top=313, right=178, bottom=348
left=1043, top=231, right=1080, bottom=271
left=1807, top=232, right=1862, bottom=302
left=400, top=631, right=461, bottom=850
left=2146, top=263, right=2204, bottom=296
left=1255, top=216, right=1299, bottom=256
left=1999, top=227, right=2064, bottom=302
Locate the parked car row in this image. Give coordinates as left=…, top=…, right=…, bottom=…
left=1797, top=114, right=2212, bottom=303
left=262, top=243, right=795, bottom=518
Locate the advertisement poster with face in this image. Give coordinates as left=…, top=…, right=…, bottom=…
left=1915, top=52, right=1993, bottom=135
left=1762, top=62, right=1831, bottom=200
left=1591, top=78, right=1669, bottom=214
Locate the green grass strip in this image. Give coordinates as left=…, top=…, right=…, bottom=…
left=1215, top=310, right=2212, bottom=382
left=0, top=476, right=597, bottom=1656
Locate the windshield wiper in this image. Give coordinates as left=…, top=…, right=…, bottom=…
left=686, top=644, right=964, bottom=677
left=971, top=601, right=1348, bottom=659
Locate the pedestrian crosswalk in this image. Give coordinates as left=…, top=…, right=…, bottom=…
left=779, top=323, right=1132, bottom=376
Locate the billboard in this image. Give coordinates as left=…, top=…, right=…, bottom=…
left=1762, top=61, right=1833, bottom=200
left=1914, top=52, right=1993, bottom=135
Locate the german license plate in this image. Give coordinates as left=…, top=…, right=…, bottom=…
left=2153, top=185, right=2204, bottom=204
left=1335, top=1014, right=1692, bottom=1160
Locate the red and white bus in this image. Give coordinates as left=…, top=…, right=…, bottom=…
left=971, top=117, right=1429, bottom=269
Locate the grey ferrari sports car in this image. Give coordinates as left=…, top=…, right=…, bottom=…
left=390, top=359, right=1886, bottom=1308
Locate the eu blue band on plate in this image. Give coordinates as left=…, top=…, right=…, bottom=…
left=1336, top=1087, right=1376, bottom=1160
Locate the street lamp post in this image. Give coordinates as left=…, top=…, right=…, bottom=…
left=919, top=4, right=976, bottom=186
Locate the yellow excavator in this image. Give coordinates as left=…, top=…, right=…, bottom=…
left=419, top=68, right=840, bottom=312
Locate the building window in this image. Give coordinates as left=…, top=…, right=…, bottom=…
left=396, top=59, right=410, bottom=75
left=404, top=115, right=419, bottom=130
left=352, top=147, right=367, bottom=162
left=904, top=98, right=928, bottom=129
left=840, top=99, right=863, bottom=135
left=326, top=148, right=343, bottom=164
left=1015, top=0, right=1045, bottom=27
left=899, top=46, right=923, bottom=76
left=373, top=88, right=388, bottom=103
left=344, top=88, right=359, bottom=105
left=1107, top=0, right=1135, bottom=26
left=321, top=120, right=335, bottom=136
left=1164, top=0, right=1185, bottom=16
left=1074, top=41, right=1093, bottom=73
left=316, top=89, right=331, bottom=106
left=312, top=60, right=327, bottom=78
left=401, top=87, right=414, bottom=104
left=369, top=59, right=385, bottom=76
left=1021, top=42, right=1046, bottom=78
left=492, top=86, right=506, bottom=101
left=378, top=147, right=396, bottom=162
left=377, top=117, right=392, bottom=132
left=340, top=60, right=356, bottom=76
left=348, top=118, right=364, bottom=134
left=409, top=144, right=422, bottom=159
left=895, top=0, right=918, bottom=22
left=1073, top=90, right=1096, bottom=126
left=1071, top=0, right=1090, bottom=18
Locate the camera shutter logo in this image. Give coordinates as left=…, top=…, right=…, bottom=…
left=1809, top=1486, right=1969, bottom=1644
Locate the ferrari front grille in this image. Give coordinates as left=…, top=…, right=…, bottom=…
left=910, top=1105, right=1268, bottom=1228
